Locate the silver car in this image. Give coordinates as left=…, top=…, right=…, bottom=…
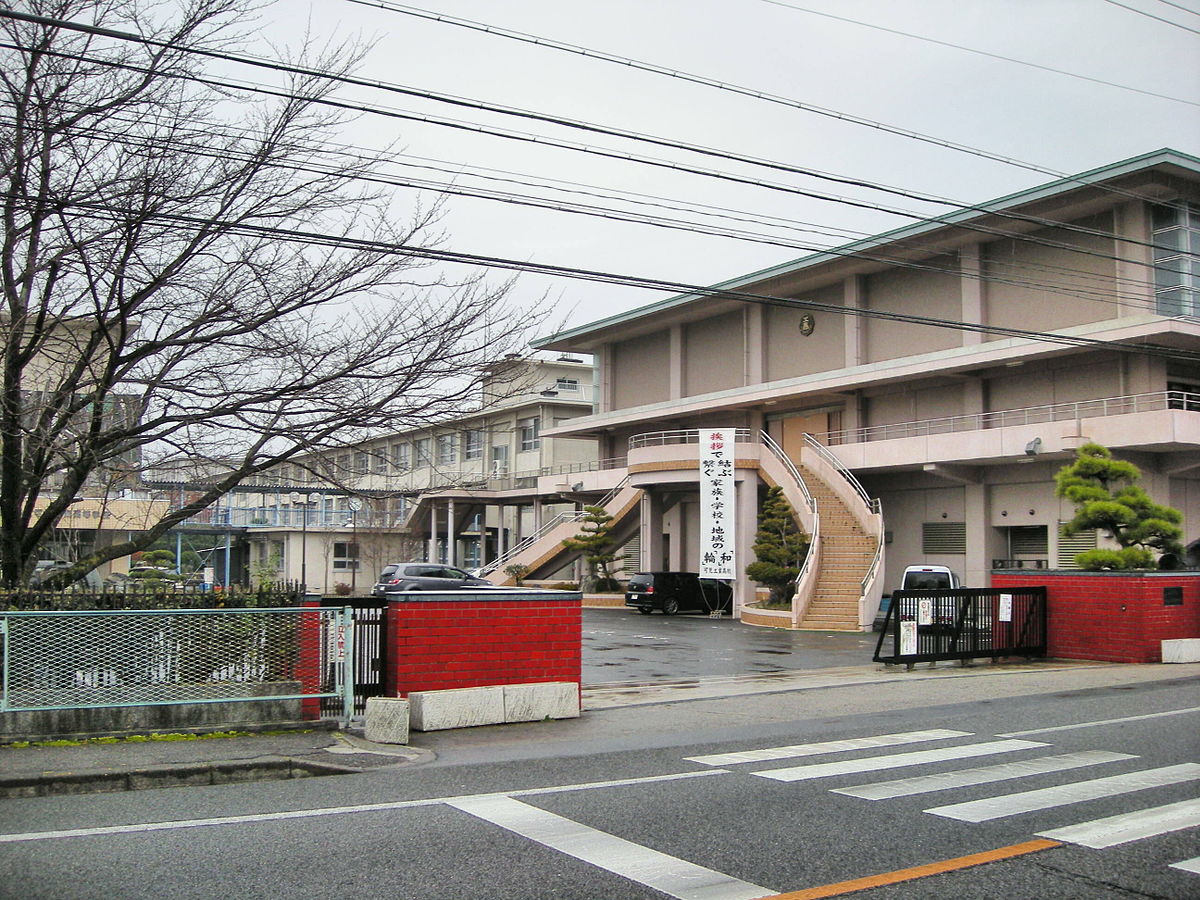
left=371, top=563, right=492, bottom=597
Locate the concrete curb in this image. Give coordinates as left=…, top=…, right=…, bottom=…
left=0, top=755, right=363, bottom=799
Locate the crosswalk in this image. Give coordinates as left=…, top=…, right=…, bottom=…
left=686, top=728, right=1200, bottom=879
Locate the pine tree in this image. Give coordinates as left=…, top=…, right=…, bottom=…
left=562, top=506, right=620, bottom=591
left=1055, top=443, right=1183, bottom=570
left=745, top=486, right=810, bottom=605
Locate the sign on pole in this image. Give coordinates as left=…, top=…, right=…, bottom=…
left=699, top=429, right=736, bottom=578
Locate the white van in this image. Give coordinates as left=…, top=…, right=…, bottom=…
left=899, top=565, right=962, bottom=592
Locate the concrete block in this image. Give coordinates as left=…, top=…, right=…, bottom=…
left=409, top=686, right=504, bottom=731
left=364, top=698, right=410, bottom=744
left=1161, top=638, right=1200, bottom=663
left=503, top=682, right=580, bottom=723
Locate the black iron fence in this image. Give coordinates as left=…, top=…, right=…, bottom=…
left=873, top=587, right=1047, bottom=666
left=320, top=597, right=387, bottom=716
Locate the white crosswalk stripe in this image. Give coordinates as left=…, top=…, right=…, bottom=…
left=926, top=763, right=1200, bottom=822
left=1038, top=798, right=1200, bottom=849
left=684, top=729, right=970, bottom=767
left=833, top=750, right=1137, bottom=800
left=752, top=739, right=1047, bottom=783
left=1169, top=856, right=1200, bottom=875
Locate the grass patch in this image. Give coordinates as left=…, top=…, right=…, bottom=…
left=2, top=728, right=311, bottom=750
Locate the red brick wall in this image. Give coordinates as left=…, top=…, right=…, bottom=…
left=991, top=572, right=1200, bottom=663
left=385, top=595, right=582, bottom=696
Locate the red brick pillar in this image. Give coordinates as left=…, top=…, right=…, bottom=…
left=297, top=598, right=324, bottom=720
left=991, top=572, right=1199, bottom=663
left=385, top=590, right=582, bottom=697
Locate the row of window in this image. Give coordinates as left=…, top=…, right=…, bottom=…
left=273, top=419, right=542, bottom=481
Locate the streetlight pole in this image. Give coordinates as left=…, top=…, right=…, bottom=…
left=289, top=492, right=312, bottom=591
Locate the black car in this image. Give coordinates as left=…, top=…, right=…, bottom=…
left=624, top=572, right=733, bottom=615
left=371, top=563, right=492, bottom=597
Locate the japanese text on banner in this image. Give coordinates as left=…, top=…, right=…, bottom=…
left=699, top=429, right=736, bottom=579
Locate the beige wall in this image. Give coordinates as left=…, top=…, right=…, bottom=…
left=612, top=330, right=671, bottom=409
left=864, top=255, right=960, bottom=363
left=684, top=311, right=745, bottom=396
left=765, top=284, right=846, bottom=381
left=983, top=214, right=1118, bottom=333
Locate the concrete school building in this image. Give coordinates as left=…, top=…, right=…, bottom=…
left=519, top=148, right=1200, bottom=630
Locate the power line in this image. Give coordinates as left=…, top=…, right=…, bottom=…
left=757, top=0, right=1200, bottom=99
left=1100, top=0, right=1200, bottom=34
left=1148, top=0, right=1200, bottom=19
left=1, top=109, right=1171, bottom=312
left=0, top=10, right=1182, bottom=266
left=6, top=190, right=1199, bottom=365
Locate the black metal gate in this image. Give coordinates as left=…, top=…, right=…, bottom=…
left=873, top=587, right=1047, bottom=666
left=321, top=598, right=387, bottom=715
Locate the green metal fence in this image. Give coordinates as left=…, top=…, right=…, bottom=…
left=0, top=607, right=354, bottom=722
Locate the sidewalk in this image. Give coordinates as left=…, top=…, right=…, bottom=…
left=3, top=659, right=1197, bottom=796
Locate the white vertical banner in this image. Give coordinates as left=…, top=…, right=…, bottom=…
left=699, top=428, right=736, bottom=579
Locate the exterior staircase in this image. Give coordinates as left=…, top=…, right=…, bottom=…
left=794, top=464, right=880, bottom=631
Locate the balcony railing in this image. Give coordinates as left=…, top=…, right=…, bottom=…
left=820, top=390, right=1199, bottom=446
left=628, top=429, right=757, bottom=449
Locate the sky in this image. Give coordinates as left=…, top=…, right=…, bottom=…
left=251, top=0, right=1200, bottom=339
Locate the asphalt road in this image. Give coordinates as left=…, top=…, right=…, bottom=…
left=583, top=607, right=880, bottom=684
left=2, top=664, right=1197, bottom=899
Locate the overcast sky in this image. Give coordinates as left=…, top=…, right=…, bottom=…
left=253, top=0, right=1200, bottom=338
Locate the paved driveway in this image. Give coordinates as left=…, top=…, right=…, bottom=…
left=582, top=606, right=877, bottom=685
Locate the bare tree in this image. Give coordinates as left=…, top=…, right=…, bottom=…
left=0, top=0, right=544, bottom=588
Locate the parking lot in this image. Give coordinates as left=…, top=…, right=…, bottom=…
left=582, top=606, right=878, bottom=685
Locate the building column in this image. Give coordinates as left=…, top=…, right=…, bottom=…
left=670, top=324, right=684, bottom=400
left=745, top=305, right=765, bottom=386
left=844, top=275, right=866, bottom=367
left=446, top=497, right=456, bottom=567
left=964, top=483, right=991, bottom=588
left=733, top=469, right=760, bottom=617
left=641, top=489, right=664, bottom=571
left=960, top=244, right=984, bottom=346
left=533, top=497, right=544, bottom=532
left=1114, top=201, right=1155, bottom=316
left=427, top=502, right=437, bottom=563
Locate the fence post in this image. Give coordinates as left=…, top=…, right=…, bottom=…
left=1, top=617, right=8, bottom=712
left=341, top=605, right=355, bottom=724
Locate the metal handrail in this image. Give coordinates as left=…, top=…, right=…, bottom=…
left=476, top=474, right=633, bottom=577
left=628, top=429, right=756, bottom=449
left=803, top=434, right=878, bottom=513
left=760, top=431, right=814, bottom=514
left=803, top=434, right=883, bottom=596
left=820, top=389, right=1199, bottom=446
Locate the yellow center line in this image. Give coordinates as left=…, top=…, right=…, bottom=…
left=752, top=839, right=1062, bottom=900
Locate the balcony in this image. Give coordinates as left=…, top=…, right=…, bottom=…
left=821, top=390, right=1199, bottom=471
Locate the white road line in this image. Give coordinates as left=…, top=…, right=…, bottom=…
left=1169, top=855, right=1200, bottom=875
left=833, top=750, right=1137, bottom=800
left=0, top=769, right=729, bottom=844
left=998, top=706, right=1200, bottom=737
left=685, top=729, right=971, bottom=766
left=448, top=796, right=773, bottom=900
left=753, top=739, right=1047, bottom=783
left=1039, top=798, right=1200, bottom=849
left=926, top=763, right=1200, bottom=823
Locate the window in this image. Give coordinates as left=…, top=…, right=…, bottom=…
left=518, top=416, right=540, bottom=451
left=437, top=433, right=456, bottom=465
left=372, top=449, right=387, bottom=475
left=555, top=378, right=579, bottom=392
left=415, top=437, right=431, bottom=467
left=1151, top=202, right=1199, bottom=317
left=392, top=443, right=409, bottom=472
left=353, top=451, right=369, bottom=475
left=464, top=429, right=483, bottom=460
left=332, top=541, right=359, bottom=571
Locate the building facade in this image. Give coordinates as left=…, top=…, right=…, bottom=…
left=523, top=149, right=1200, bottom=628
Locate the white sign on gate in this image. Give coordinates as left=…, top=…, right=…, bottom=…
left=917, top=599, right=933, bottom=626
left=900, top=620, right=918, bottom=655
left=699, top=429, right=736, bottom=579
left=999, top=594, right=1013, bottom=623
